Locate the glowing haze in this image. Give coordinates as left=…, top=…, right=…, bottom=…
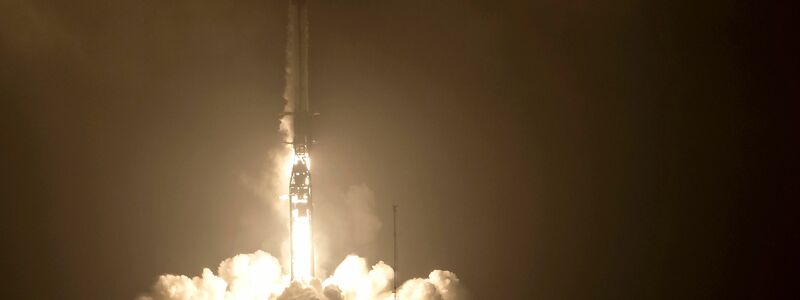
left=137, top=1, right=464, bottom=299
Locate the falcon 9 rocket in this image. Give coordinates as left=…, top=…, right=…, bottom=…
left=285, top=0, right=315, bottom=283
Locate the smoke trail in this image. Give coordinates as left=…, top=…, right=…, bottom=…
left=281, top=0, right=299, bottom=139
left=138, top=251, right=463, bottom=300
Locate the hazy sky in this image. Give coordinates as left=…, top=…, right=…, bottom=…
left=1, top=0, right=795, bottom=299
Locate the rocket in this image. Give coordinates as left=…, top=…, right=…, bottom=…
left=286, top=0, right=316, bottom=282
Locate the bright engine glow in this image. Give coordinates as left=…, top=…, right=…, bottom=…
left=289, top=149, right=314, bottom=282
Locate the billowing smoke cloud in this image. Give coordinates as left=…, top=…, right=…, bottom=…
left=138, top=251, right=462, bottom=300
left=394, top=271, right=462, bottom=300
left=137, top=251, right=284, bottom=300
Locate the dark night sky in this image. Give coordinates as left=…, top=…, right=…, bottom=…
left=1, top=0, right=796, bottom=299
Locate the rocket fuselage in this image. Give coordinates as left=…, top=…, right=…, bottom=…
left=291, top=0, right=312, bottom=145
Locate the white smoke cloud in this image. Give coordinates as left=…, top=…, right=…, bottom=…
left=137, top=251, right=282, bottom=300
left=425, top=271, right=462, bottom=300
left=397, top=279, right=440, bottom=300
left=138, top=251, right=463, bottom=300
left=322, top=255, right=393, bottom=300
left=394, top=271, right=461, bottom=300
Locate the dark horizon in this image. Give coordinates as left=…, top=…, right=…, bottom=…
left=1, top=0, right=796, bottom=299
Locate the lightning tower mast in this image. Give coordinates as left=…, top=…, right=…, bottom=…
left=393, top=205, right=399, bottom=300
left=287, top=0, right=315, bottom=282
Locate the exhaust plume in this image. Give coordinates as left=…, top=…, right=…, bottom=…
left=138, top=251, right=463, bottom=300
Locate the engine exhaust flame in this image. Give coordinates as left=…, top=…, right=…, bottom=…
left=289, top=143, right=314, bottom=282
left=290, top=149, right=314, bottom=282
left=290, top=210, right=313, bottom=281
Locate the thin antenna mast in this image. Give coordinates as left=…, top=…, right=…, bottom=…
left=393, top=204, right=398, bottom=300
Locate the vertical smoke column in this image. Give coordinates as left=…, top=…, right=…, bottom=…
left=286, top=0, right=315, bottom=282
